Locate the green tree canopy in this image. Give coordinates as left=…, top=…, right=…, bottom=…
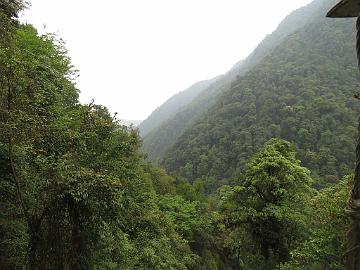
left=281, top=176, right=352, bottom=270
left=222, top=139, right=314, bottom=269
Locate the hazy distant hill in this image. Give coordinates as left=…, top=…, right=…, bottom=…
left=161, top=0, right=360, bottom=185
left=120, top=119, right=142, bottom=127
left=138, top=77, right=221, bottom=137
left=141, top=0, right=328, bottom=163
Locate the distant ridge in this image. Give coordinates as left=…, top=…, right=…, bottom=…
left=120, top=119, right=142, bottom=127
left=162, top=0, right=360, bottom=184
left=138, top=76, right=221, bottom=137
left=141, top=0, right=327, bottom=163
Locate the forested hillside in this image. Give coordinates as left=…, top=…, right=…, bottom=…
left=1, top=0, right=356, bottom=269
left=162, top=0, right=360, bottom=186
left=139, top=77, right=220, bottom=137
left=141, top=0, right=329, bottom=163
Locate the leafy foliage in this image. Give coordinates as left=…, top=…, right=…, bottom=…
left=281, top=176, right=352, bottom=270
left=1, top=1, right=358, bottom=269
left=222, top=139, right=313, bottom=269
left=0, top=7, right=194, bottom=270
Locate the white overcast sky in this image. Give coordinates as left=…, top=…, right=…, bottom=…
left=21, top=0, right=312, bottom=120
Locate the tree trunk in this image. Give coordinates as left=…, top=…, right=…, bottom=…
left=28, top=219, right=41, bottom=270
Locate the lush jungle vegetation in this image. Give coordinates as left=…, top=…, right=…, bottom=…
left=0, top=0, right=356, bottom=269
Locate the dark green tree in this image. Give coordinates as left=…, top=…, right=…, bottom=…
left=281, top=176, right=352, bottom=270
left=222, top=139, right=313, bottom=269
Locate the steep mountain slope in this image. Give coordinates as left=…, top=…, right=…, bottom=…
left=162, top=0, right=360, bottom=184
left=141, top=0, right=329, bottom=162
left=139, top=77, right=221, bottom=137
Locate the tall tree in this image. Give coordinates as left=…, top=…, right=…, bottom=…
left=222, top=139, right=313, bottom=269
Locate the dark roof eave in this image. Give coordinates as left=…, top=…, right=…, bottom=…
left=327, top=0, right=360, bottom=18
